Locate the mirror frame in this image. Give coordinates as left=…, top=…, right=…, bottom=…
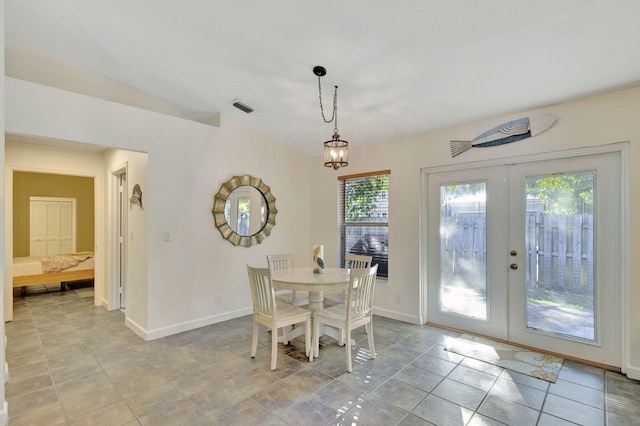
left=212, top=174, right=277, bottom=247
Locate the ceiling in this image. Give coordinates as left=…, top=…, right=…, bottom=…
left=5, top=1, right=640, bottom=156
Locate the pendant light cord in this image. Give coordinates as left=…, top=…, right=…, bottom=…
left=318, top=77, right=339, bottom=134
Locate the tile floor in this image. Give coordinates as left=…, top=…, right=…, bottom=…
left=5, top=284, right=640, bottom=425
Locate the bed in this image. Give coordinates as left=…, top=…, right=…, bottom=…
left=13, top=251, right=95, bottom=291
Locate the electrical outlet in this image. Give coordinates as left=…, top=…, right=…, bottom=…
left=132, top=300, right=136, bottom=313
left=162, top=232, right=171, bottom=242
left=214, top=295, right=222, bottom=305
left=395, top=294, right=401, bottom=304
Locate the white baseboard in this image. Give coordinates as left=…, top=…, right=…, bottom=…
left=126, top=307, right=253, bottom=341
left=124, top=316, right=148, bottom=340
left=625, top=364, right=640, bottom=381
left=123, top=306, right=420, bottom=341
left=0, top=401, right=7, bottom=426
left=373, top=307, right=422, bottom=325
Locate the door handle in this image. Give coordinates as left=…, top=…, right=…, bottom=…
left=510, top=250, right=518, bottom=256
left=510, top=263, right=518, bottom=270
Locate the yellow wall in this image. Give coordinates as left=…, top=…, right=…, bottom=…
left=13, top=172, right=94, bottom=256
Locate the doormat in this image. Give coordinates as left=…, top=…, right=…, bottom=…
left=444, top=334, right=563, bottom=383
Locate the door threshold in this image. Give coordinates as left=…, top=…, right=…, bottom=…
left=426, top=322, right=621, bottom=373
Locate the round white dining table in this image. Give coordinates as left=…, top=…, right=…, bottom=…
left=270, top=266, right=350, bottom=312
left=271, top=266, right=350, bottom=345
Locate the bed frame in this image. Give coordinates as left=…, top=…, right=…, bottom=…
left=13, top=269, right=95, bottom=288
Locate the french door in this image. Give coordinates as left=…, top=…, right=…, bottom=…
left=425, top=151, right=622, bottom=367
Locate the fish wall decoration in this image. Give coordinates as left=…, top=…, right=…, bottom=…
left=450, top=114, right=556, bottom=157
left=129, top=184, right=144, bottom=210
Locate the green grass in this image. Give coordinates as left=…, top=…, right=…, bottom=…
left=527, top=287, right=593, bottom=311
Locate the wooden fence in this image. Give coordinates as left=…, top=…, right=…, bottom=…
left=441, top=213, right=594, bottom=293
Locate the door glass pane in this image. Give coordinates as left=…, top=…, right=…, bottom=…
left=439, top=182, right=487, bottom=320
left=525, top=172, right=595, bottom=341
left=236, top=197, right=250, bottom=236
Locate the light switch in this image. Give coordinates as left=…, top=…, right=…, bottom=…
left=163, top=232, right=171, bottom=242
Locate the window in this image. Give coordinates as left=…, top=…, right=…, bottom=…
left=339, top=170, right=390, bottom=278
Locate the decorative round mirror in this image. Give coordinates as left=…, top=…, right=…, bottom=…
left=212, top=174, right=277, bottom=247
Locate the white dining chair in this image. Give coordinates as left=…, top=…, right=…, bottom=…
left=324, top=253, right=372, bottom=307
left=313, top=264, right=378, bottom=372
left=247, top=265, right=313, bottom=370
left=346, top=253, right=373, bottom=269
left=267, top=253, right=309, bottom=307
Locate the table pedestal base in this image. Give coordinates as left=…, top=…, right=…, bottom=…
left=284, top=323, right=343, bottom=346
left=281, top=290, right=344, bottom=346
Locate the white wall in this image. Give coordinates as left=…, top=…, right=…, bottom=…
left=310, top=87, right=640, bottom=379
left=0, top=0, right=7, bottom=422
left=4, top=78, right=312, bottom=340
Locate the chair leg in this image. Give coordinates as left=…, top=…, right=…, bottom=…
left=283, top=325, right=289, bottom=345
left=366, top=321, right=375, bottom=359
left=251, top=322, right=258, bottom=358
left=346, top=327, right=353, bottom=372
left=313, top=318, right=321, bottom=358
left=305, top=318, right=312, bottom=362
left=338, top=328, right=346, bottom=346
left=271, top=326, right=278, bottom=370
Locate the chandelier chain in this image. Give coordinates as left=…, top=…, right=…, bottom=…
left=317, top=77, right=339, bottom=133
left=314, top=65, right=348, bottom=170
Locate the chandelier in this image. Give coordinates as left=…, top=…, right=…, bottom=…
left=313, top=65, right=349, bottom=170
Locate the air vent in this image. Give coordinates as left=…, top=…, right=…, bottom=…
left=232, top=100, right=254, bottom=114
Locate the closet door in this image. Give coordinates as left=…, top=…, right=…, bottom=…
left=56, top=201, right=73, bottom=253
left=45, top=202, right=62, bottom=254
left=30, top=201, right=47, bottom=256
left=30, top=197, right=76, bottom=256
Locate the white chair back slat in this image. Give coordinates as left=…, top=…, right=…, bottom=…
left=267, top=253, right=294, bottom=272
left=345, top=253, right=372, bottom=270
